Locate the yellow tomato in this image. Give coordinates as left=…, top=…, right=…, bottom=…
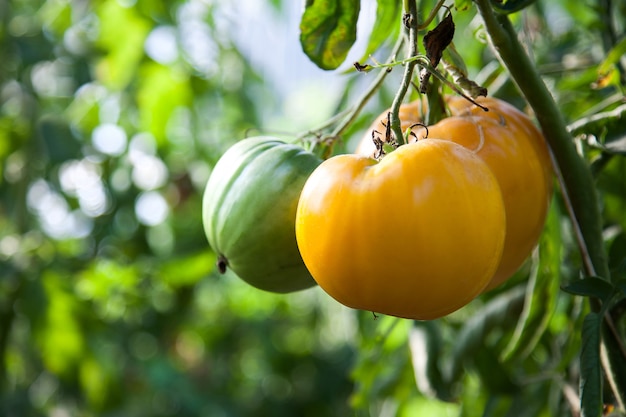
left=296, top=139, right=506, bottom=320
left=355, top=96, right=553, bottom=291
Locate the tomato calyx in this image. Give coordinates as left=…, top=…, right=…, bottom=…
left=371, top=111, right=431, bottom=160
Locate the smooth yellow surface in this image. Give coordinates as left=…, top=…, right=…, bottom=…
left=296, top=139, right=506, bottom=320
left=424, top=97, right=553, bottom=289
left=356, top=97, right=553, bottom=291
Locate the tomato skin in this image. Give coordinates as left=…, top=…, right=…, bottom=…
left=202, top=137, right=321, bottom=293
left=356, top=97, right=553, bottom=291
left=296, top=139, right=506, bottom=320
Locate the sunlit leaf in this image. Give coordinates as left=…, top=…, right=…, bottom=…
left=158, top=251, right=217, bottom=287
left=95, top=0, right=151, bottom=89
left=597, top=37, right=626, bottom=87
left=397, top=396, right=460, bottom=417
left=137, top=63, right=192, bottom=144
left=80, top=354, right=114, bottom=410
left=300, top=0, right=360, bottom=70
left=37, top=271, right=86, bottom=376
left=38, top=0, right=72, bottom=37
left=491, top=0, right=538, bottom=14
left=454, top=0, right=473, bottom=11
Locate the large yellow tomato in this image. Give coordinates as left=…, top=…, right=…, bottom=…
left=295, top=139, right=506, bottom=320
left=356, top=96, right=553, bottom=291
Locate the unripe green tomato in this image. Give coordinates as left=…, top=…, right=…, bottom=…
left=202, top=136, right=322, bottom=293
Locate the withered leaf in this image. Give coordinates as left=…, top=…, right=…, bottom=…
left=420, top=13, right=455, bottom=93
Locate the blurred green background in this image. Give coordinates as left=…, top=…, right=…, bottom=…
left=1, top=0, right=625, bottom=416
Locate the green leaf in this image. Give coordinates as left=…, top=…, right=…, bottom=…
left=409, top=321, right=452, bottom=401
left=445, top=286, right=526, bottom=383
left=299, top=0, right=360, bottom=70
left=473, top=344, right=518, bottom=395
left=501, top=199, right=562, bottom=361
left=454, top=0, right=473, bottom=11
left=598, top=37, right=626, bottom=77
left=580, top=312, right=602, bottom=417
left=561, top=277, right=615, bottom=302
left=95, top=0, right=151, bottom=89
left=158, top=251, right=217, bottom=287
left=358, top=0, right=401, bottom=63
left=137, top=63, right=192, bottom=144
left=491, top=0, right=538, bottom=14
left=616, top=278, right=626, bottom=297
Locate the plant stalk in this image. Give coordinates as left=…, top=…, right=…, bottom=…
left=473, top=0, right=610, bottom=282
left=473, top=0, right=626, bottom=412
left=390, top=0, right=420, bottom=146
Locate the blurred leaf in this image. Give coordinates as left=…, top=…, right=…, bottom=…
left=37, top=116, right=81, bottom=163
left=398, top=396, right=460, bottom=416
left=561, top=277, right=615, bottom=302
left=95, top=0, right=151, bottom=89
left=300, top=0, right=360, bottom=70
left=501, top=199, right=562, bottom=361
left=158, top=251, right=217, bottom=288
left=38, top=0, right=72, bottom=37
left=473, top=345, right=518, bottom=395
left=79, top=354, right=114, bottom=410
left=491, top=0, right=538, bottom=14
left=569, top=104, right=626, bottom=148
left=608, top=232, right=626, bottom=275
left=597, top=156, right=626, bottom=230
left=76, top=260, right=141, bottom=320
left=137, top=63, right=192, bottom=144
left=66, top=85, right=103, bottom=134
left=358, top=0, right=401, bottom=63
left=580, top=312, right=602, bottom=417
left=37, top=271, right=85, bottom=376
left=351, top=316, right=414, bottom=410
left=454, top=0, right=473, bottom=11
left=409, top=321, right=452, bottom=401
left=597, top=37, right=626, bottom=83
left=445, top=286, right=526, bottom=384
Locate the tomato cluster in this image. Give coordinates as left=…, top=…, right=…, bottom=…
left=202, top=97, right=552, bottom=320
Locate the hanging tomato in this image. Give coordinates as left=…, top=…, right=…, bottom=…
left=356, top=96, right=553, bottom=291
left=296, top=139, right=506, bottom=320
left=203, top=137, right=322, bottom=293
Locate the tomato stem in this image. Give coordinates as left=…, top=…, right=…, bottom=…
left=473, top=0, right=626, bottom=410
left=474, top=0, right=609, bottom=282
left=390, top=0, right=420, bottom=146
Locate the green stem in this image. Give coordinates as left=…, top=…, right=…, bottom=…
left=390, top=0, right=420, bottom=146
left=474, top=0, right=610, bottom=282
left=473, top=0, right=626, bottom=411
